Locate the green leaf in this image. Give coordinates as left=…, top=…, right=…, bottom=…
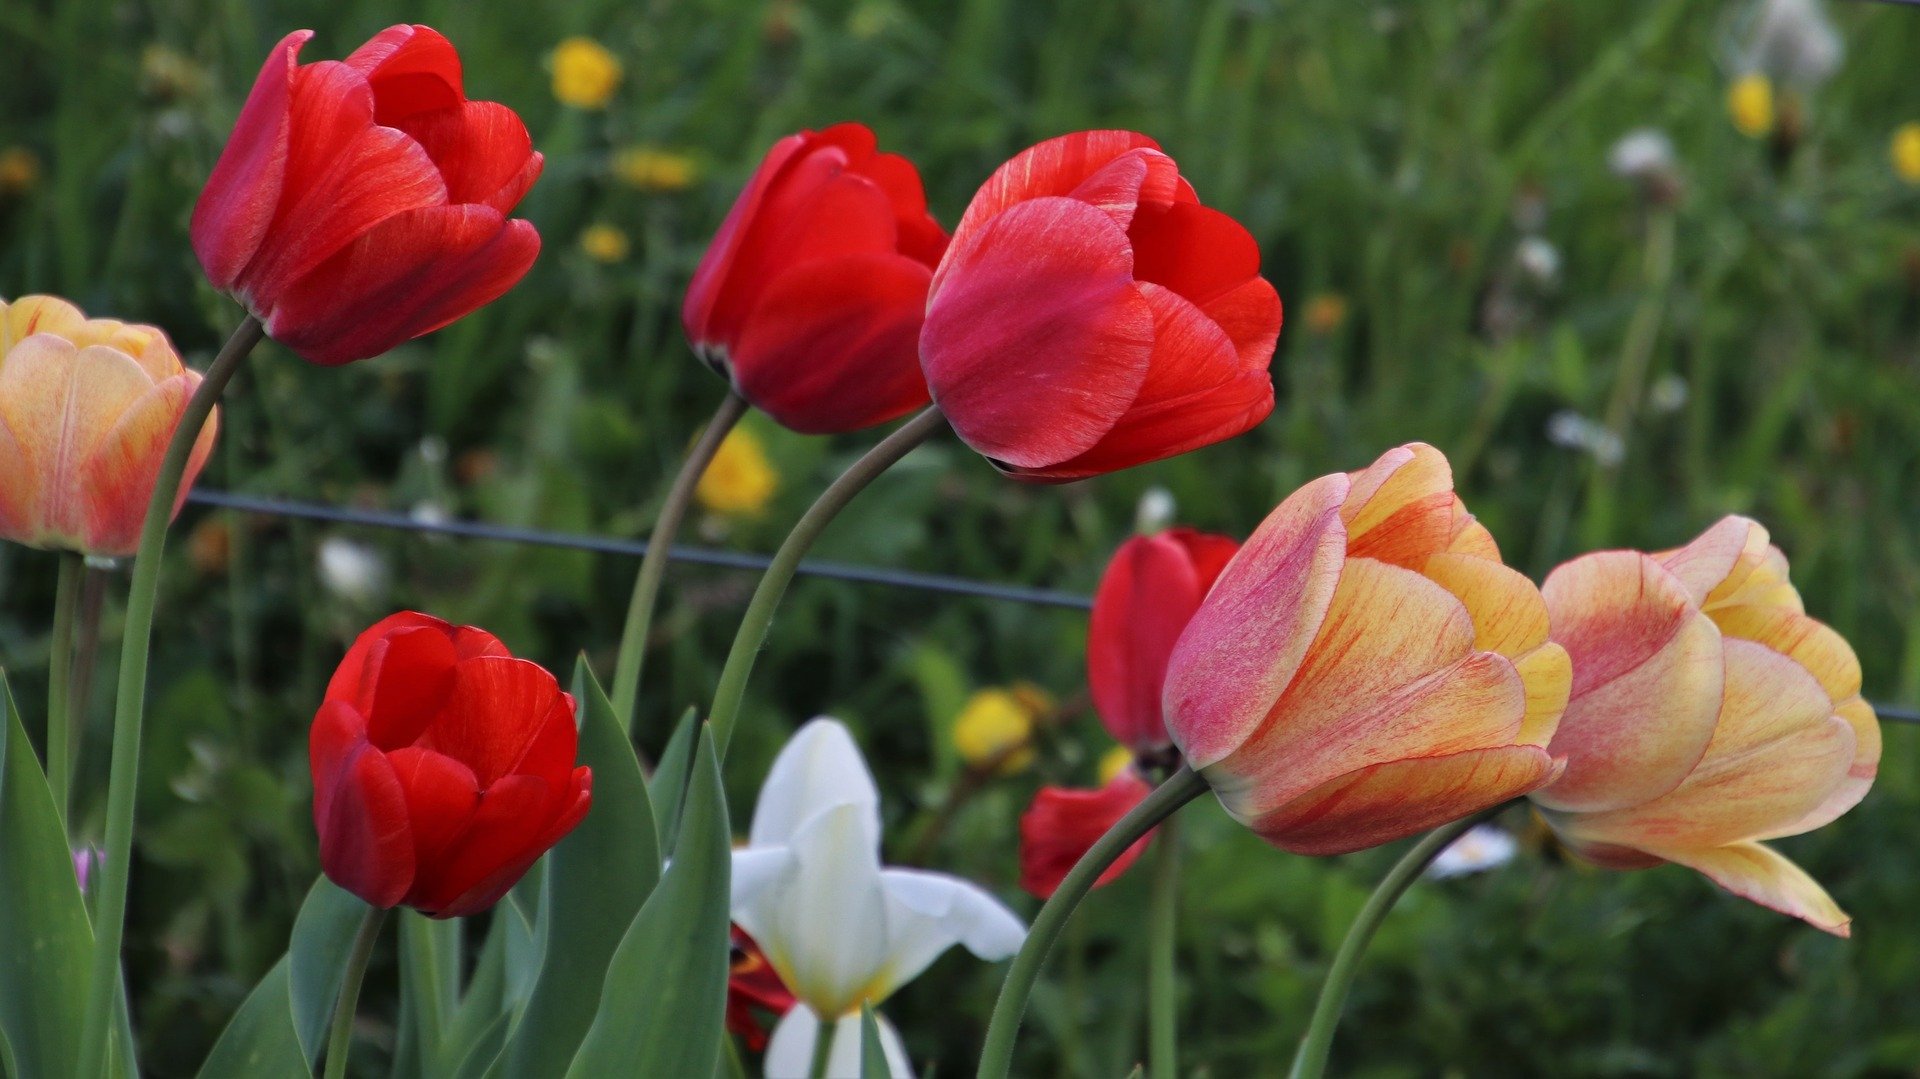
left=197, top=959, right=308, bottom=1078
left=441, top=904, right=513, bottom=1073
left=648, top=706, right=700, bottom=854
left=199, top=876, right=366, bottom=1076
left=446, top=1012, right=513, bottom=1079
left=500, top=659, right=661, bottom=1078
left=0, top=671, right=94, bottom=1078
left=860, top=1005, right=891, bottom=1079
left=565, top=725, right=730, bottom=1079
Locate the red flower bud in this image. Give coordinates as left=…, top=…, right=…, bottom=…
left=726, top=926, right=797, bottom=1053
left=310, top=612, right=590, bottom=918
left=921, top=131, right=1282, bottom=481
left=1018, top=770, right=1155, bottom=899
left=1089, top=528, right=1239, bottom=752
left=683, top=123, right=947, bottom=434
left=193, top=26, right=542, bottom=366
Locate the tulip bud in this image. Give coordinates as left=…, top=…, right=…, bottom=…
left=193, top=26, right=542, bottom=366
left=0, top=296, right=218, bottom=558
left=1018, top=770, right=1155, bottom=899
left=921, top=130, right=1282, bottom=481
left=1089, top=528, right=1238, bottom=752
left=1163, top=444, right=1571, bottom=855
left=310, top=612, right=591, bottom=917
left=683, top=123, right=947, bottom=434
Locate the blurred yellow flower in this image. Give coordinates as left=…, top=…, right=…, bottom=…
left=1096, top=744, right=1133, bottom=786
left=0, top=146, right=41, bottom=196
left=1727, top=73, right=1774, bottom=139
left=1303, top=292, right=1348, bottom=336
left=550, top=37, right=622, bottom=110
left=579, top=224, right=630, bottom=263
left=696, top=427, right=778, bottom=515
left=1892, top=122, right=1920, bottom=185
left=140, top=44, right=206, bottom=100
left=613, top=146, right=698, bottom=192
left=952, top=688, right=1039, bottom=774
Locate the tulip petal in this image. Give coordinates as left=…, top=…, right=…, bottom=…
left=1128, top=200, right=1265, bottom=310
left=1710, top=605, right=1860, bottom=700
left=349, top=625, right=461, bottom=749
left=745, top=802, right=891, bottom=1018
left=922, top=197, right=1156, bottom=468
left=78, top=374, right=212, bottom=556
left=1658, top=515, right=1803, bottom=615
left=432, top=766, right=590, bottom=919
left=1512, top=642, right=1573, bottom=747
left=410, top=772, right=553, bottom=916
left=1165, top=473, right=1348, bottom=769
left=727, top=252, right=933, bottom=434
left=324, top=612, right=458, bottom=703
left=420, top=656, right=567, bottom=786
left=311, top=702, right=414, bottom=908
left=0, top=295, right=89, bottom=353
left=1341, top=444, right=1460, bottom=557
left=192, top=31, right=308, bottom=290
left=392, top=100, right=541, bottom=213
left=1089, top=534, right=1212, bottom=749
left=765, top=1007, right=916, bottom=1079
left=1246, top=745, right=1560, bottom=856
left=1419, top=552, right=1552, bottom=658
left=383, top=745, right=480, bottom=873
left=749, top=718, right=881, bottom=852
left=944, top=131, right=1165, bottom=260
left=1019, top=775, right=1154, bottom=898
left=871, top=867, right=1026, bottom=1000
left=1656, top=841, right=1850, bottom=937
left=344, top=24, right=465, bottom=124
left=683, top=133, right=810, bottom=343
left=1534, top=552, right=1724, bottom=813
left=1063, top=147, right=1184, bottom=232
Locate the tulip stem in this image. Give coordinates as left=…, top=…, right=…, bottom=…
left=807, top=1016, right=835, bottom=1079
left=324, top=905, right=388, bottom=1079
left=610, top=390, right=748, bottom=735
left=76, top=315, right=263, bottom=1078
left=1287, top=806, right=1504, bottom=1079
left=1146, top=813, right=1180, bottom=1078
left=977, top=765, right=1208, bottom=1079
left=47, top=552, right=83, bottom=828
left=707, top=405, right=946, bottom=756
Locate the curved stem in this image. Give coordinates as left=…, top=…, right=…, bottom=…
left=1146, top=813, right=1180, bottom=1078
left=610, top=391, right=747, bottom=735
left=807, top=1013, right=835, bottom=1079
left=1287, top=807, right=1503, bottom=1079
left=47, top=552, right=83, bottom=828
left=707, top=406, right=946, bottom=756
left=977, top=765, right=1209, bottom=1079
left=76, top=316, right=262, bottom=1077
left=324, top=905, right=388, bottom=1079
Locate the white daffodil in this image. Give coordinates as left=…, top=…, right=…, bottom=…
left=732, top=719, right=1026, bottom=1079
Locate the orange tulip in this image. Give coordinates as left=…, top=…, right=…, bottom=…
left=0, top=296, right=217, bottom=558
left=1533, top=517, right=1878, bottom=936
left=1163, top=444, right=1571, bottom=855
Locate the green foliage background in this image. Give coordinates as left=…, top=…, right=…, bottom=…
left=2, top=0, right=1918, bottom=1074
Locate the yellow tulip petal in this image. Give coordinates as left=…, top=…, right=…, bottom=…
left=1656, top=841, right=1850, bottom=938
left=1535, top=551, right=1724, bottom=813
left=1710, top=604, right=1861, bottom=701
left=0, top=295, right=87, bottom=354
left=1513, top=642, right=1571, bottom=747
left=1657, top=515, right=1804, bottom=615
left=1341, top=443, right=1452, bottom=553
left=80, top=376, right=209, bottom=557
left=1420, top=551, right=1550, bottom=657
left=1756, top=695, right=1880, bottom=841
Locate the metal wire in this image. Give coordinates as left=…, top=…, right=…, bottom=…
left=184, top=488, right=1920, bottom=725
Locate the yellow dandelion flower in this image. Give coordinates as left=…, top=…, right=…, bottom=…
left=1727, top=73, right=1774, bottom=139
left=550, top=37, right=622, bottom=110
left=0, top=147, right=41, bottom=196
left=1892, top=122, right=1920, bottom=185
left=579, top=224, right=630, bottom=263
left=1303, top=292, right=1348, bottom=336
left=1096, top=744, right=1133, bottom=786
left=613, top=146, right=698, bottom=192
left=952, top=688, right=1039, bottom=775
left=696, top=427, right=779, bottom=516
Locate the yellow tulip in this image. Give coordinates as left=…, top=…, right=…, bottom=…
left=695, top=426, right=778, bottom=516
left=550, top=37, right=621, bottom=110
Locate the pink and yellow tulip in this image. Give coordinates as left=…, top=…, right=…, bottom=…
left=1534, top=516, right=1879, bottom=936
left=1163, top=443, right=1571, bottom=855
left=0, top=295, right=218, bottom=558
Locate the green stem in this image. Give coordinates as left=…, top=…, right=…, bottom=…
left=807, top=1014, right=835, bottom=1079
left=75, top=316, right=262, bottom=1078
left=66, top=563, right=109, bottom=790
left=1287, top=807, right=1503, bottom=1079
left=707, top=406, right=946, bottom=755
left=1146, top=813, right=1180, bottom=1078
left=977, top=766, right=1209, bottom=1079
left=47, top=552, right=83, bottom=828
left=323, top=905, right=389, bottom=1079
left=610, top=390, right=747, bottom=734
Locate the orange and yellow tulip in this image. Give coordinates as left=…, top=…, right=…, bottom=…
left=1534, top=517, right=1879, bottom=936
left=0, top=296, right=217, bottom=558
left=1163, top=443, right=1571, bottom=855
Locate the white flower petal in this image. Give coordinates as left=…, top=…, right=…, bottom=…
left=751, top=718, right=880, bottom=849
left=763, top=802, right=890, bottom=1016
left=763, top=1007, right=819, bottom=1079
left=761, top=1006, right=916, bottom=1079
left=729, top=843, right=797, bottom=950
left=871, top=867, right=1026, bottom=999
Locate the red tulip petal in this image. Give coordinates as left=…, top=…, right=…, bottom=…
left=727, top=252, right=933, bottom=434
left=1171, top=528, right=1241, bottom=592
left=406, top=772, right=551, bottom=915
left=355, top=626, right=461, bottom=749
left=265, top=207, right=539, bottom=365
left=384, top=745, right=481, bottom=873
left=324, top=612, right=457, bottom=703
left=1032, top=281, right=1271, bottom=480
left=311, top=703, right=414, bottom=908
left=1128, top=200, right=1261, bottom=307
left=191, top=30, right=309, bottom=290
left=1062, top=148, right=1184, bottom=233
left=1089, top=533, right=1211, bottom=750
left=392, top=100, right=541, bottom=212
left=344, top=24, right=465, bottom=124
left=921, top=197, right=1155, bottom=468
left=509, top=691, right=583, bottom=789
left=945, top=131, right=1166, bottom=258
left=1019, top=773, right=1154, bottom=898
left=853, top=148, right=948, bottom=267
left=420, top=656, right=567, bottom=787
left=450, top=624, right=511, bottom=660
left=684, top=134, right=812, bottom=343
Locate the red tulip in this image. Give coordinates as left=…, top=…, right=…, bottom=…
left=683, top=123, right=947, bottom=434
left=1089, top=528, right=1239, bottom=751
left=310, top=612, right=590, bottom=918
left=1018, top=769, right=1155, bottom=899
left=727, top=927, right=797, bottom=1053
left=921, top=131, right=1282, bottom=481
left=193, top=26, right=542, bottom=366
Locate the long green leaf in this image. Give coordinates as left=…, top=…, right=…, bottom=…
left=565, top=725, right=730, bottom=1079
left=860, top=1005, right=891, bottom=1078
left=197, top=959, right=307, bottom=1077
left=647, top=706, right=700, bottom=853
left=0, top=670, right=94, bottom=1077
left=500, top=659, right=661, bottom=1077
left=197, top=876, right=366, bottom=1076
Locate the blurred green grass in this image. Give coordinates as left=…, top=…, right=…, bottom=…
left=3, top=0, right=1919, bottom=1074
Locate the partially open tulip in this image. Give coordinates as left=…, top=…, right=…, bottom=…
left=921, top=130, right=1282, bottom=481
left=732, top=719, right=1024, bottom=1076
left=0, top=296, right=217, bottom=558
left=1163, top=444, right=1571, bottom=855
left=310, top=612, right=591, bottom=918
left=683, top=124, right=947, bottom=434
left=1533, top=517, right=1878, bottom=936
left=1019, top=769, right=1154, bottom=899
left=193, top=26, right=542, bottom=366
left=1090, top=528, right=1239, bottom=752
